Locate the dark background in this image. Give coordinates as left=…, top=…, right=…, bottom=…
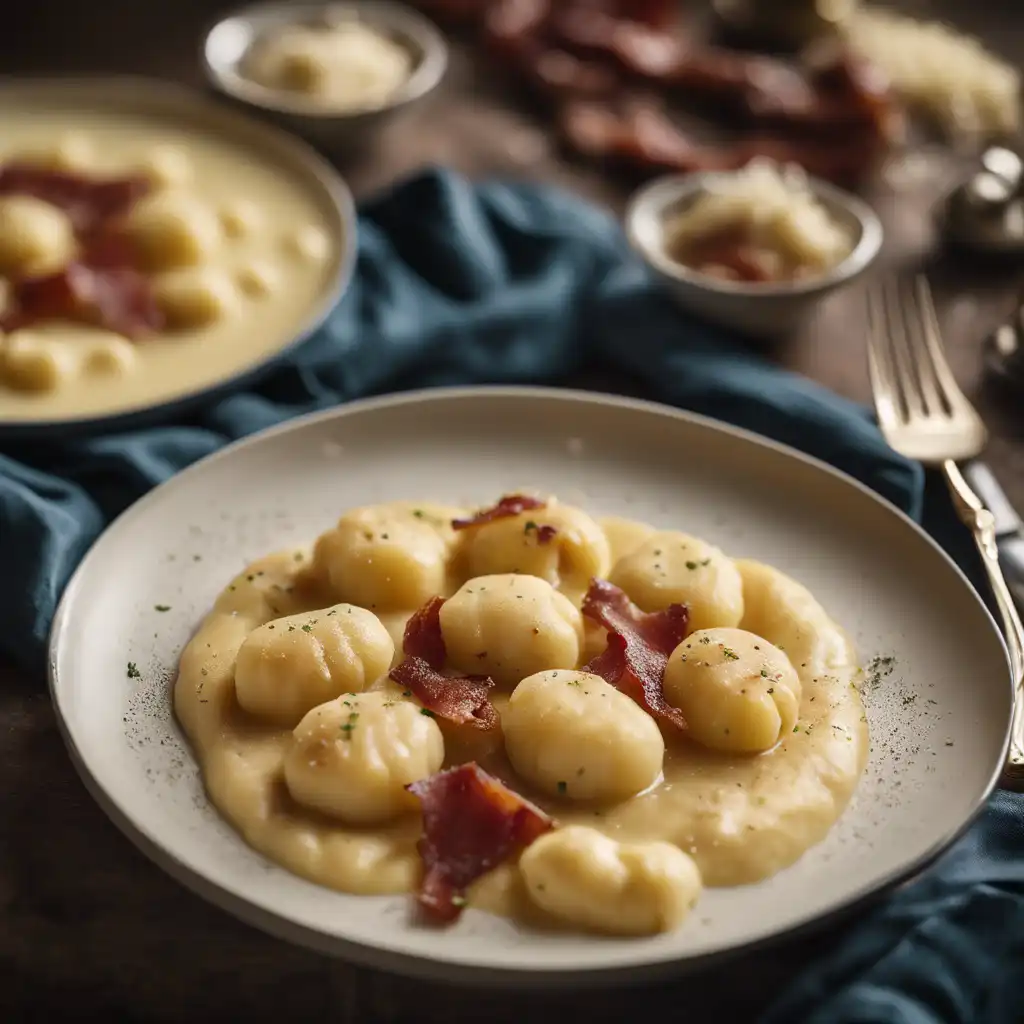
left=1, top=1, right=1023, bottom=1021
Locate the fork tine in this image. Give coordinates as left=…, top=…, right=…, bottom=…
left=865, top=281, right=901, bottom=429
left=897, top=277, right=948, bottom=416
left=882, top=277, right=926, bottom=419
left=915, top=276, right=969, bottom=411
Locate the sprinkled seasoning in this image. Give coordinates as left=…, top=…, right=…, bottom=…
left=127, top=662, right=141, bottom=679
left=154, top=604, right=171, bottom=612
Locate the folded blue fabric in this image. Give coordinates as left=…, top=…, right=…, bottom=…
left=0, top=168, right=1020, bottom=1022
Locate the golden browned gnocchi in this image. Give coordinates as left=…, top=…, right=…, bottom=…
left=460, top=500, right=611, bottom=598
left=439, top=574, right=583, bottom=688
left=0, top=195, right=76, bottom=277
left=663, top=627, right=801, bottom=754
left=502, top=670, right=665, bottom=801
left=609, top=530, right=744, bottom=631
left=283, top=691, right=444, bottom=824
left=310, top=501, right=464, bottom=612
left=234, top=604, right=394, bottom=726
left=519, top=826, right=703, bottom=935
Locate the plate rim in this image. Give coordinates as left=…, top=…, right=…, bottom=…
left=0, top=74, right=357, bottom=439
left=47, top=384, right=1015, bottom=986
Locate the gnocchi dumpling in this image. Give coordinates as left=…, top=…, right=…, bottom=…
left=83, top=332, right=137, bottom=376
left=662, top=627, right=801, bottom=754
left=461, top=500, right=611, bottom=598
left=283, top=691, right=444, bottom=824
left=127, top=191, right=222, bottom=270
left=234, top=604, right=394, bottom=726
left=19, top=132, right=96, bottom=173
left=519, top=826, right=702, bottom=936
left=220, top=199, right=264, bottom=239
left=502, top=670, right=664, bottom=801
left=286, top=224, right=331, bottom=263
left=600, top=515, right=655, bottom=565
left=154, top=267, right=239, bottom=328
left=0, top=333, right=72, bottom=393
left=236, top=259, right=279, bottom=298
left=0, top=195, right=76, bottom=277
left=139, top=145, right=194, bottom=190
left=439, top=574, right=583, bottom=688
left=310, top=501, right=465, bottom=612
left=609, top=531, right=744, bottom=632
left=737, top=559, right=848, bottom=673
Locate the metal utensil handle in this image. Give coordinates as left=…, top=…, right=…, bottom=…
left=945, top=460, right=1024, bottom=790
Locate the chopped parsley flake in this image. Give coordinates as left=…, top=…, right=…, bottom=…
left=557, top=781, right=567, bottom=794
left=154, top=604, right=171, bottom=613
left=420, top=708, right=436, bottom=718
left=127, top=662, right=141, bottom=679
left=301, top=624, right=313, bottom=633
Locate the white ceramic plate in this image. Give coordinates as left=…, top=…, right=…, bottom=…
left=49, top=387, right=1013, bottom=987
left=0, top=77, right=356, bottom=439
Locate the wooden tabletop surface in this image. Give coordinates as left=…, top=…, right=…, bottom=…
left=2, top=1, right=1023, bottom=1020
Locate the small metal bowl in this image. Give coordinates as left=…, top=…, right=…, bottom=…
left=625, top=171, right=884, bottom=338
left=202, top=1, right=448, bottom=157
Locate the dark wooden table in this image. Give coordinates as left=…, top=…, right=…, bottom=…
left=2, top=2, right=1023, bottom=1020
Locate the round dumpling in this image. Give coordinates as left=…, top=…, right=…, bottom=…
left=310, top=501, right=465, bottom=612
left=285, top=224, right=332, bottom=263
left=140, top=145, right=194, bottom=190
left=461, top=500, right=611, bottom=599
left=19, top=132, right=96, bottom=173
left=236, top=259, right=279, bottom=298
left=503, top=670, right=664, bottom=802
left=519, top=826, right=702, bottom=936
left=82, top=332, right=137, bottom=376
left=0, top=195, right=76, bottom=277
left=127, top=191, right=221, bottom=270
left=662, top=627, right=801, bottom=754
left=234, top=604, right=394, bottom=726
left=608, top=531, right=744, bottom=631
left=283, top=690, right=444, bottom=824
left=154, top=267, right=239, bottom=328
left=0, top=333, right=71, bottom=393
left=220, top=199, right=263, bottom=239
left=439, top=574, right=583, bottom=688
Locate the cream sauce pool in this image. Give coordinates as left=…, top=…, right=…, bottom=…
left=0, top=102, right=344, bottom=423
left=174, top=523, right=868, bottom=926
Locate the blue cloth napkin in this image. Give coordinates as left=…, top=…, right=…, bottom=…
left=0, top=168, right=1021, bottom=1022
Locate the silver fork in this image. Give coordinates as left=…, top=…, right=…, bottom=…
left=866, top=275, right=1024, bottom=790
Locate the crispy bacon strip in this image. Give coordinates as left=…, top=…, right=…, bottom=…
left=407, top=763, right=554, bottom=923
left=535, top=523, right=558, bottom=544
left=390, top=657, right=499, bottom=731
left=582, top=578, right=689, bottom=731
left=452, top=494, right=546, bottom=531
left=402, top=595, right=448, bottom=670
left=1, top=262, right=163, bottom=338
left=0, top=164, right=150, bottom=235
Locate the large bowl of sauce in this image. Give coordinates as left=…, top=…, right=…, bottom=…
left=0, top=77, right=356, bottom=438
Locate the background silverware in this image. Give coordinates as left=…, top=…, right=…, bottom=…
left=866, top=275, right=1024, bottom=790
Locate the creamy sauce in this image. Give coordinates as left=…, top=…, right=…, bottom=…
left=174, top=514, right=867, bottom=927
left=0, top=105, right=343, bottom=422
left=243, top=19, right=414, bottom=112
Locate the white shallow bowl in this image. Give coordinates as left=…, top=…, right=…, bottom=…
left=49, top=387, right=1012, bottom=987
left=626, top=171, right=884, bottom=338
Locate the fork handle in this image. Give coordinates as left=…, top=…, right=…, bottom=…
left=944, top=460, right=1024, bottom=791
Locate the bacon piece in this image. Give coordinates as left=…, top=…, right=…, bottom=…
left=535, top=523, right=558, bottom=544
left=582, top=578, right=689, bottom=731
left=1, top=262, right=163, bottom=338
left=390, top=657, right=499, bottom=731
left=0, top=164, right=149, bottom=235
left=407, top=763, right=554, bottom=923
left=402, top=595, right=447, bottom=670
left=452, top=494, right=546, bottom=531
